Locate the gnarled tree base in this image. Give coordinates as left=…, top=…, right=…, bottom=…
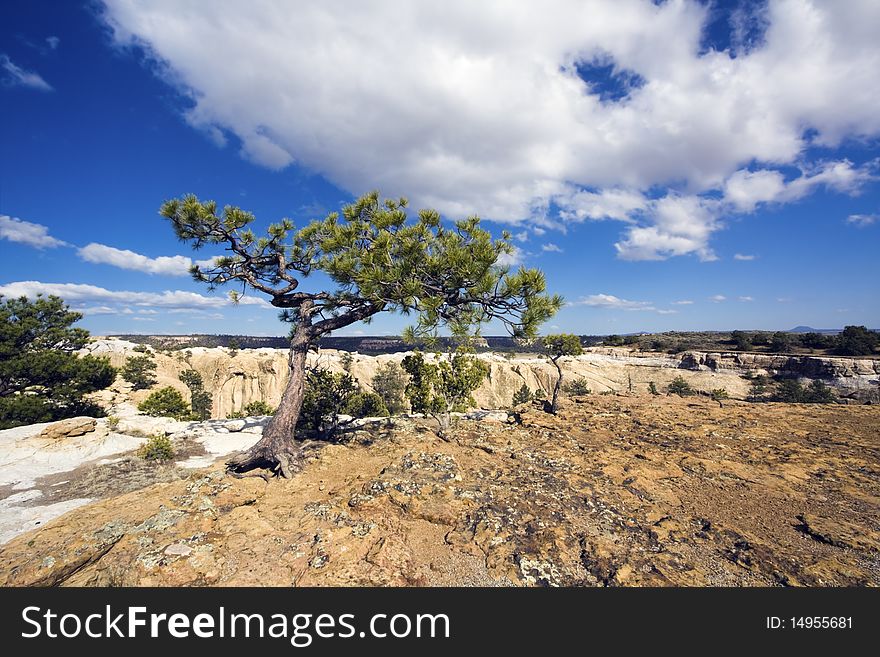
left=226, top=439, right=319, bottom=479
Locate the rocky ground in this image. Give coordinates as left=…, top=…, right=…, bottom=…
left=1, top=394, right=878, bottom=587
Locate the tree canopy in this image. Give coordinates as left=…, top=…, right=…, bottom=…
left=161, top=191, right=562, bottom=476
left=0, top=295, right=115, bottom=428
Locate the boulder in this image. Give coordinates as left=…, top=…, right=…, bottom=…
left=38, top=418, right=96, bottom=441
left=223, top=419, right=246, bottom=432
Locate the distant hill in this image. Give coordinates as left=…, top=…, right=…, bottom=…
left=788, top=326, right=842, bottom=334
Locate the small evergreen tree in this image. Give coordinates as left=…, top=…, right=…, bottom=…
left=730, top=330, right=751, bottom=351
left=668, top=376, right=692, bottom=397
left=343, top=391, right=389, bottom=418
left=401, top=350, right=489, bottom=437
left=371, top=361, right=409, bottom=415
left=648, top=381, right=659, bottom=395
left=770, top=331, right=794, bottom=353
left=563, top=378, right=592, bottom=396
left=138, top=435, right=175, bottom=462
left=0, top=295, right=115, bottom=428
left=138, top=387, right=190, bottom=420
left=710, top=388, right=729, bottom=407
left=297, top=369, right=360, bottom=438
left=242, top=400, right=275, bottom=416
left=121, top=354, right=157, bottom=390
left=512, top=382, right=534, bottom=406
left=179, top=369, right=212, bottom=420
left=543, top=334, right=583, bottom=413
left=835, top=325, right=878, bottom=356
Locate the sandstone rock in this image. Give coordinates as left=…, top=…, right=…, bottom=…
left=224, top=419, right=246, bottom=432
left=82, top=339, right=880, bottom=417
left=39, top=418, right=97, bottom=440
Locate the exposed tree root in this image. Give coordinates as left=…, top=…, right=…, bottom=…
left=226, top=440, right=321, bottom=479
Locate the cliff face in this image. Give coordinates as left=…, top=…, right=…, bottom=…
left=82, top=340, right=880, bottom=418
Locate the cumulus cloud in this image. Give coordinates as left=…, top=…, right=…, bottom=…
left=0, top=215, right=69, bottom=249
left=77, top=243, right=225, bottom=276
left=846, top=213, right=877, bottom=227
left=541, top=243, right=563, bottom=253
left=101, top=0, right=880, bottom=260
left=572, top=293, right=675, bottom=315
left=0, top=54, right=53, bottom=91
left=723, top=160, right=876, bottom=213
left=709, top=294, right=727, bottom=302
left=78, top=243, right=193, bottom=275
left=0, top=281, right=270, bottom=315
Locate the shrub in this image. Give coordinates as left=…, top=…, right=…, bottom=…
left=344, top=391, right=389, bottom=418
left=298, top=369, right=360, bottom=437
left=138, top=387, right=190, bottom=420
left=371, top=361, right=409, bottom=415
left=106, top=415, right=120, bottom=431
left=563, top=378, right=592, bottom=396
left=121, top=354, right=157, bottom=390
left=339, top=352, right=354, bottom=372
left=401, top=350, right=489, bottom=436
left=648, top=381, right=659, bottom=395
left=0, top=295, right=115, bottom=429
left=668, top=376, right=693, bottom=397
left=512, top=383, right=534, bottom=406
left=710, top=388, right=729, bottom=407
left=137, top=435, right=174, bottom=462
left=243, top=400, right=275, bottom=416
left=179, top=369, right=212, bottom=420
left=730, top=331, right=751, bottom=351
left=772, top=378, right=836, bottom=404
left=835, top=325, right=879, bottom=357
left=770, top=331, right=794, bottom=353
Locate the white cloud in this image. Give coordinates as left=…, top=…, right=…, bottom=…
left=0, top=215, right=69, bottom=249
left=77, top=243, right=225, bottom=276
left=0, top=281, right=270, bottom=314
left=575, top=294, right=652, bottom=310
left=733, top=253, right=756, bottom=261
left=656, top=309, right=678, bottom=315
left=709, top=294, right=727, bottom=302
left=846, top=213, right=877, bottom=227
left=101, top=0, right=880, bottom=260
left=723, top=160, right=876, bottom=213
left=78, top=243, right=193, bottom=275
left=672, top=300, right=694, bottom=305
left=46, top=36, right=61, bottom=50
left=496, top=245, right=526, bottom=267
left=739, top=296, right=754, bottom=302
left=513, top=231, right=529, bottom=242
left=0, top=54, right=53, bottom=91
left=541, top=243, right=563, bottom=253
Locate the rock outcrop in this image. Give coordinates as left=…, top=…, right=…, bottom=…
left=2, top=396, right=878, bottom=586
left=82, top=339, right=879, bottom=418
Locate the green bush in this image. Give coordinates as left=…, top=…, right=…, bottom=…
left=298, top=369, right=359, bottom=437
left=179, top=369, right=211, bottom=420
left=371, top=361, right=409, bottom=415
left=138, top=387, right=190, bottom=420
left=344, top=391, right=389, bottom=418
left=137, top=435, right=175, bottom=461
left=401, top=350, right=489, bottom=436
left=0, top=295, right=115, bottom=429
left=710, top=388, right=729, bottom=406
left=668, top=376, right=693, bottom=397
left=243, top=400, right=275, bottom=416
left=121, top=354, right=157, bottom=391
left=835, top=325, right=879, bottom=356
left=563, top=378, right=592, bottom=396
left=648, top=381, right=659, bottom=395
left=774, top=379, right=835, bottom=403
left=512, top=383, right=534, bottom=406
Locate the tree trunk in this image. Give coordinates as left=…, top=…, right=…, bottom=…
left=227, top=323, right=312, bottom=478
left=550, top=357, right=563, bottom=414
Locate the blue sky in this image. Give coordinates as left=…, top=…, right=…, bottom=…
left=1, top=0, right=878, bottom=337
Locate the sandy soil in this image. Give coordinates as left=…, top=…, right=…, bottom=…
left=0, top=395, right=877, bottom=586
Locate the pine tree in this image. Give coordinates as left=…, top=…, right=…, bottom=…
left=161, top=191, right=563, bottom=476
